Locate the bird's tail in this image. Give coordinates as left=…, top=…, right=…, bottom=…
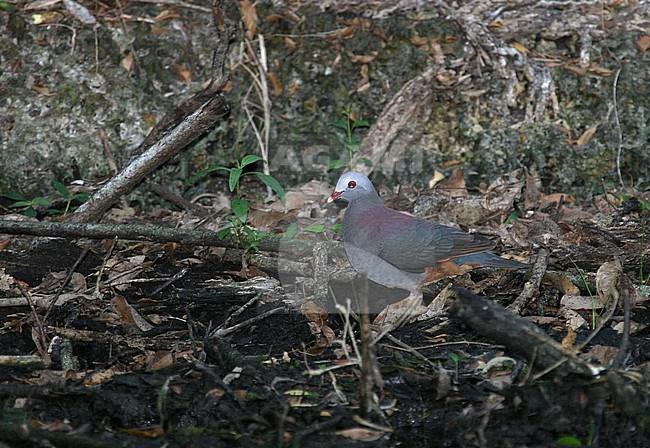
left=454, top=252, right=528, bottom=269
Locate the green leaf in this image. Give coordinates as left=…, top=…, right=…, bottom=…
left=359, top=157, right=373, bottom=167
left=231, top=198, right=249, bottom=223
left=345, top=143, right=360, bottom=153
left=331, top=119, right=348, bottom=130
left=3, top=192, right=26, bottom=201
left=304, top=224, right=325, bottom=233
left=186, top=165, right=229, bottom=186
left=351, top=119, right=369, bottom=130
left=327, top=159, right=346, bottom=170
left=254, top=173, right=286, bottom=200
left=504, top=212, right=519, bottom=225
left=331, top=223, right=342, bottom=233
left=216, top=227, right=232, bottom=239
left=10, top=201, right=31, bottom=208
left=71, top=193, right=90, bottom=203
left=449, top=353, right=459, bottom=363
left=51, top=180, right=69, bottom=197
left=0, top=2, right=16, bottom=11
left=555, top=436, right=583, bottom=446
left=284, top=223, right=298, bottom=239
left=229, top=168, right=243, bottom=192
left=33, top=197, right=52, bottom=207
left=239, top=154, right=263, bottom=168
left=22, top=208, right=37, bottom=218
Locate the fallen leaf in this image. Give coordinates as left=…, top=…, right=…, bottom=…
left=111, top=295, right=154, bottom=332
left=543, top=272, right=580, bottom=295
left=437, top=168, right=468, bottom=198
left=267, top=72, right=283, bottom=95
left=572, top=123, right=600, bottom=146
left=510, top=42, right=529, bottom=55
left=173, top=63, right=192, bottom=83
left=561, top=325, right=577, bottom=348
left=637, top=35, right=650, bottom=52
left=284, top=36, right=297, bottom=50
left=346, top=51, right=377, bottom=63
left=122, top=51, right=134, bottom=72
left=336, top=428, right=386, bottom=442
left=588, top=66, right=613, bottom=76
left=560, top=295, right=607, bottom=311
left=239, top=0, right=258, bottom=39
left=596, top=260, right=621, bottom=304
left=563, top=65, right=587, bottom=76
left=428, top=170, right=445, bottom=189
left=481, top=169, right=524, bottom=214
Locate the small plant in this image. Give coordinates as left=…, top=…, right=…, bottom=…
left=188, top=155, right=285, bottom=254
left=3, top=181, right=89, bottom=217
left=51, top=181, right=90, bottom=216
left=328, top=107, right=370, bottom=170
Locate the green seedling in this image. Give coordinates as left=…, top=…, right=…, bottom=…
left=3, top=181, right=88, bottom=217
left=187, top=154, right=284, bottom=201
left=188, top=155, right=285, bottom=255
left=328, top=108, right=371, bottom=170
left=51, top=181, right=90, bottom=216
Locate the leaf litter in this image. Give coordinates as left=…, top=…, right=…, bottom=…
left=0, top=168, right=649, bottom=447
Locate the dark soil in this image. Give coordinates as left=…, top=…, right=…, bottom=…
left=1, top=237, right=648, bottom=448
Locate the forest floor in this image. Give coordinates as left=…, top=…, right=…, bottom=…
left=1, top=172, right=649, bottom=448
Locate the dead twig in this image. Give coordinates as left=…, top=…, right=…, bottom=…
left=507, top=248, right=548, bottom=314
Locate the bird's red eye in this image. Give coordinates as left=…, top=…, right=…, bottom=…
left=348, top=180, right=356, bottom=189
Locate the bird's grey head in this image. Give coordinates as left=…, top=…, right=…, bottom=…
left=328, top=171, right=378, bottom=204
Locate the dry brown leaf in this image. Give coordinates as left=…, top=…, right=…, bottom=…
left=561, top=325, right=577, bottom=348
left=563, top=65, right=587, bottom=76
left=301, top=301, right=335, bottom=347
left=121, top=51, right=133, bottom=72
left=588, top=66, right=613, bottom=76
left=248, top=207, right=297, bottom=229
left=596, top=260, right=621, bottom=303
left=560, top=295, right=606, bottom=311
left=437, top=168, right=468, bottom=198
left=510, top=42, right=529, bottom=55
left=111, top=295, right=154, bottom=332
left=637, top=35, right=650, bottom=52
left=266, top=72, right=283, bottom=95
left=481, top=169, right=524, bottom=214
left=146, top=350, right=176, bottom=370
left=336, top=428, right=386, bottom=442
left=428, top=170, right=446, bottom=189
left=284, top=36, right=297, bottom=50
left=346, top=51, right=377, bottom=63
left=173, top=63, right=192, bottom=83
left=543, top=272, right=580, bottom=295
left=122, top=427, right=165, bottom=438
left=239, top=0, right=258, bottom=39
left=572, top=123, right=600, bottom=146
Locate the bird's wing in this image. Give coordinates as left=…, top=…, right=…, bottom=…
left=377, top=215, right=494, bottom=273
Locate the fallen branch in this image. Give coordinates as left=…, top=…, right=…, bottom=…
left=67, top=0, right=234, bottom=223
left=450, top=287, right=600, bottom=378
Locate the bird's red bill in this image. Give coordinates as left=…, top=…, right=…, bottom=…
left=327, top=191, right=342, bottom=203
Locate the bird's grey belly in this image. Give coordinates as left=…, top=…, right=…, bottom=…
left=344, top=243, right=425, bottom=290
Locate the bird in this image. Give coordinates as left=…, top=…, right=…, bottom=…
left=328, top=171, right=527, bottom=326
